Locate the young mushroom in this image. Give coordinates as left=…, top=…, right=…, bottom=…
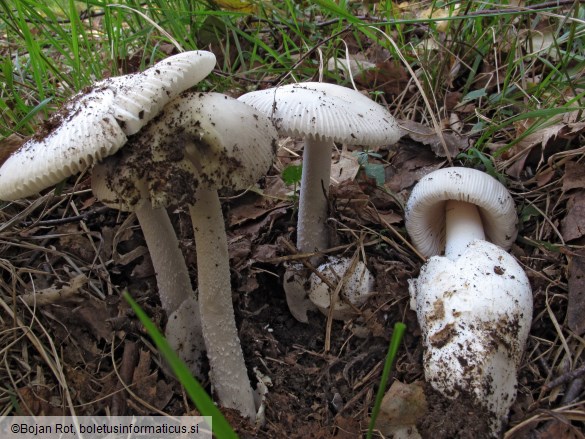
left=0, top=51, right=216, bottom=377
left=94, top=92, right=278, bottom=420
left=405, top=167, right=533, bottom=436
left=308, top=257, right=374, bottom=321
left=238, top=82, right=400, bottom=321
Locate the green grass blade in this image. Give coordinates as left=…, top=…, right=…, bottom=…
left=367, top=322, right=406, bottom=439
left=123, top=291, right=239, bottom=439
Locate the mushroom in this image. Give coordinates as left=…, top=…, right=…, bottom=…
left=238, top=82, right=400, bottom=321
left=404, top=167, right=533, bottom=436
left=93, top=92, right=278, bottom=420
left=238, top=82, right=400, bottom=254
left=308, top=257, right=374, bottom=321
left=0, top=51, right=216, bottom=376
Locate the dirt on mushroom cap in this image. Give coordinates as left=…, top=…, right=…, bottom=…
left=95, top=91, right=278, bottom=210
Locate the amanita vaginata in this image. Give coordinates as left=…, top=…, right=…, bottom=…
left=0, top=51, right=216, bottom=376
left=93, top=92, right=277, bottom=420
left=405, top=167, right=533, bottom=436
left=238, top=82, right=400, bottom=322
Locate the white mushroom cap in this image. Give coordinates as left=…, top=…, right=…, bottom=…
left=405, top=167, right=518, bottom=257
left=92, top=92, right=278, bottom=210
left=0, top=51, right=216, bottom=200
left=238, top=81, right=400, bottom=145
left=308, top=257, right=374, bottom=321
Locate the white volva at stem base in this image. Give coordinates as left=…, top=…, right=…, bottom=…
left=134, top=202, right=204, bottom=378
left=296, top=138, right=333, bottom=255
left=445, top=200, right=485, bottom=260
left=189, top=188, right=256, bottom=420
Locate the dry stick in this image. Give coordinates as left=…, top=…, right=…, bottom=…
left=111, top=339, right=138, bottom=416
left=544, top=363, right=585, bottom=390
left=18, top=274, right=88, bottom=306
left=265, top=239, right=380, bottom=264
left=19, top=206, right=111, bottom=227
left=324, top=249, right=361, bottom=352
left=279, top=238, right=336, bottom=290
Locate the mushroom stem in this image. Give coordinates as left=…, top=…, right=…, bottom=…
left=297, top=138, right=333, bottom=255
left=445, top=200, right=485, bottom=261
left=189, top=188, right=256, bottom=419
left=134, top=202, right=192, bottom=313
left=133, top=201, right=205, bottom=377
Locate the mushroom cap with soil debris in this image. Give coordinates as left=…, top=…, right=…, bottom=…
left=405, top=167, right=533, bottom=437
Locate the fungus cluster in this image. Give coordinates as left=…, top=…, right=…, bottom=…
left=0, top=52, right=277, bottom=420
left=0, top=51, right=215, bottom=377
left=405, top=167, right=533, bottom=436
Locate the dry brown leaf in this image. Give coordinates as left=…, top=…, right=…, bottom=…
left=385, top=142, right=443, bottom=193
left=568, top=250, right=585, bottom=335
left=356, top=60, right=410, bottom=97
left=536, top=418, right=584, bottom=439
left=131, top=350, right=174, bottom=411
left=57, top=223, right=96, bottom=262
left=0, top=133, right=28, bottom=167
left=563, top=161, right=585, bottom=192
left=330, top=150, right=361, bottom=184
left=506, top=114, right=585, bottom=177
left=398, top=119, right=470, bottom=158
left=17, top=386, right=66, bottom=416
left=561, top=191, right=585, bottom=242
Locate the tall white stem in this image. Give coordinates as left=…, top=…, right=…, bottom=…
left=445, top=200, right=485, bottom=261
left=135, top=203, right=191, bottom=313
left=189, top=188, right=256, bottom=419
left=134, top=202, right=204, bottom=377
left=296, top=138, right=333, bottom=254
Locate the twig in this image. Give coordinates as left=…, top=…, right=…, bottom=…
left=18, top=274, right=88, bottom=306
left=19, top=206, right=110, bottom=227
left=278, top=238, right=336, bottom=290
left=544, top=363, right=585, bottom=390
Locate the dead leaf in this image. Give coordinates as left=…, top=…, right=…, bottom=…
left=536, top=418, right=583, bottom=439
left=563, top=161, right=585, bottom=192
left=17, top=386, right=65, bottom=416
left=506, top=114, right=585, bottom=177
left=568, top=250, right=585, bottom=335
left=330, top=150, right=361, bottom=184
left=0, top=133, right=28, bottom=166
left=356, top=60, right=410, bottom=97
left=326, top=55, right=376, bottom=79
left=398, top=119, right=470, bottom=158
left=131, top=350, right=174, bottom=411
left=385, top=142, right=443, bottom=193
left=561, top=191, right=585, bottom=242
left=57, top=223, right=96, bottom=262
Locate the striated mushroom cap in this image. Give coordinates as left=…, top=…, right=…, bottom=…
left=0, top=51, right=216, bottom=200
left=405, top=167, right=518, bottom=257
left=238, top=82, right=401, bottom=145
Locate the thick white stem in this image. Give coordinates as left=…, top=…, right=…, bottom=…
left=134, top=202, right=204, bottom=378
left=296, top=138, right=333, bottom=254
left=189, top=188, right=256, bottom=419
left=445, top=200, right=485, bottom=261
